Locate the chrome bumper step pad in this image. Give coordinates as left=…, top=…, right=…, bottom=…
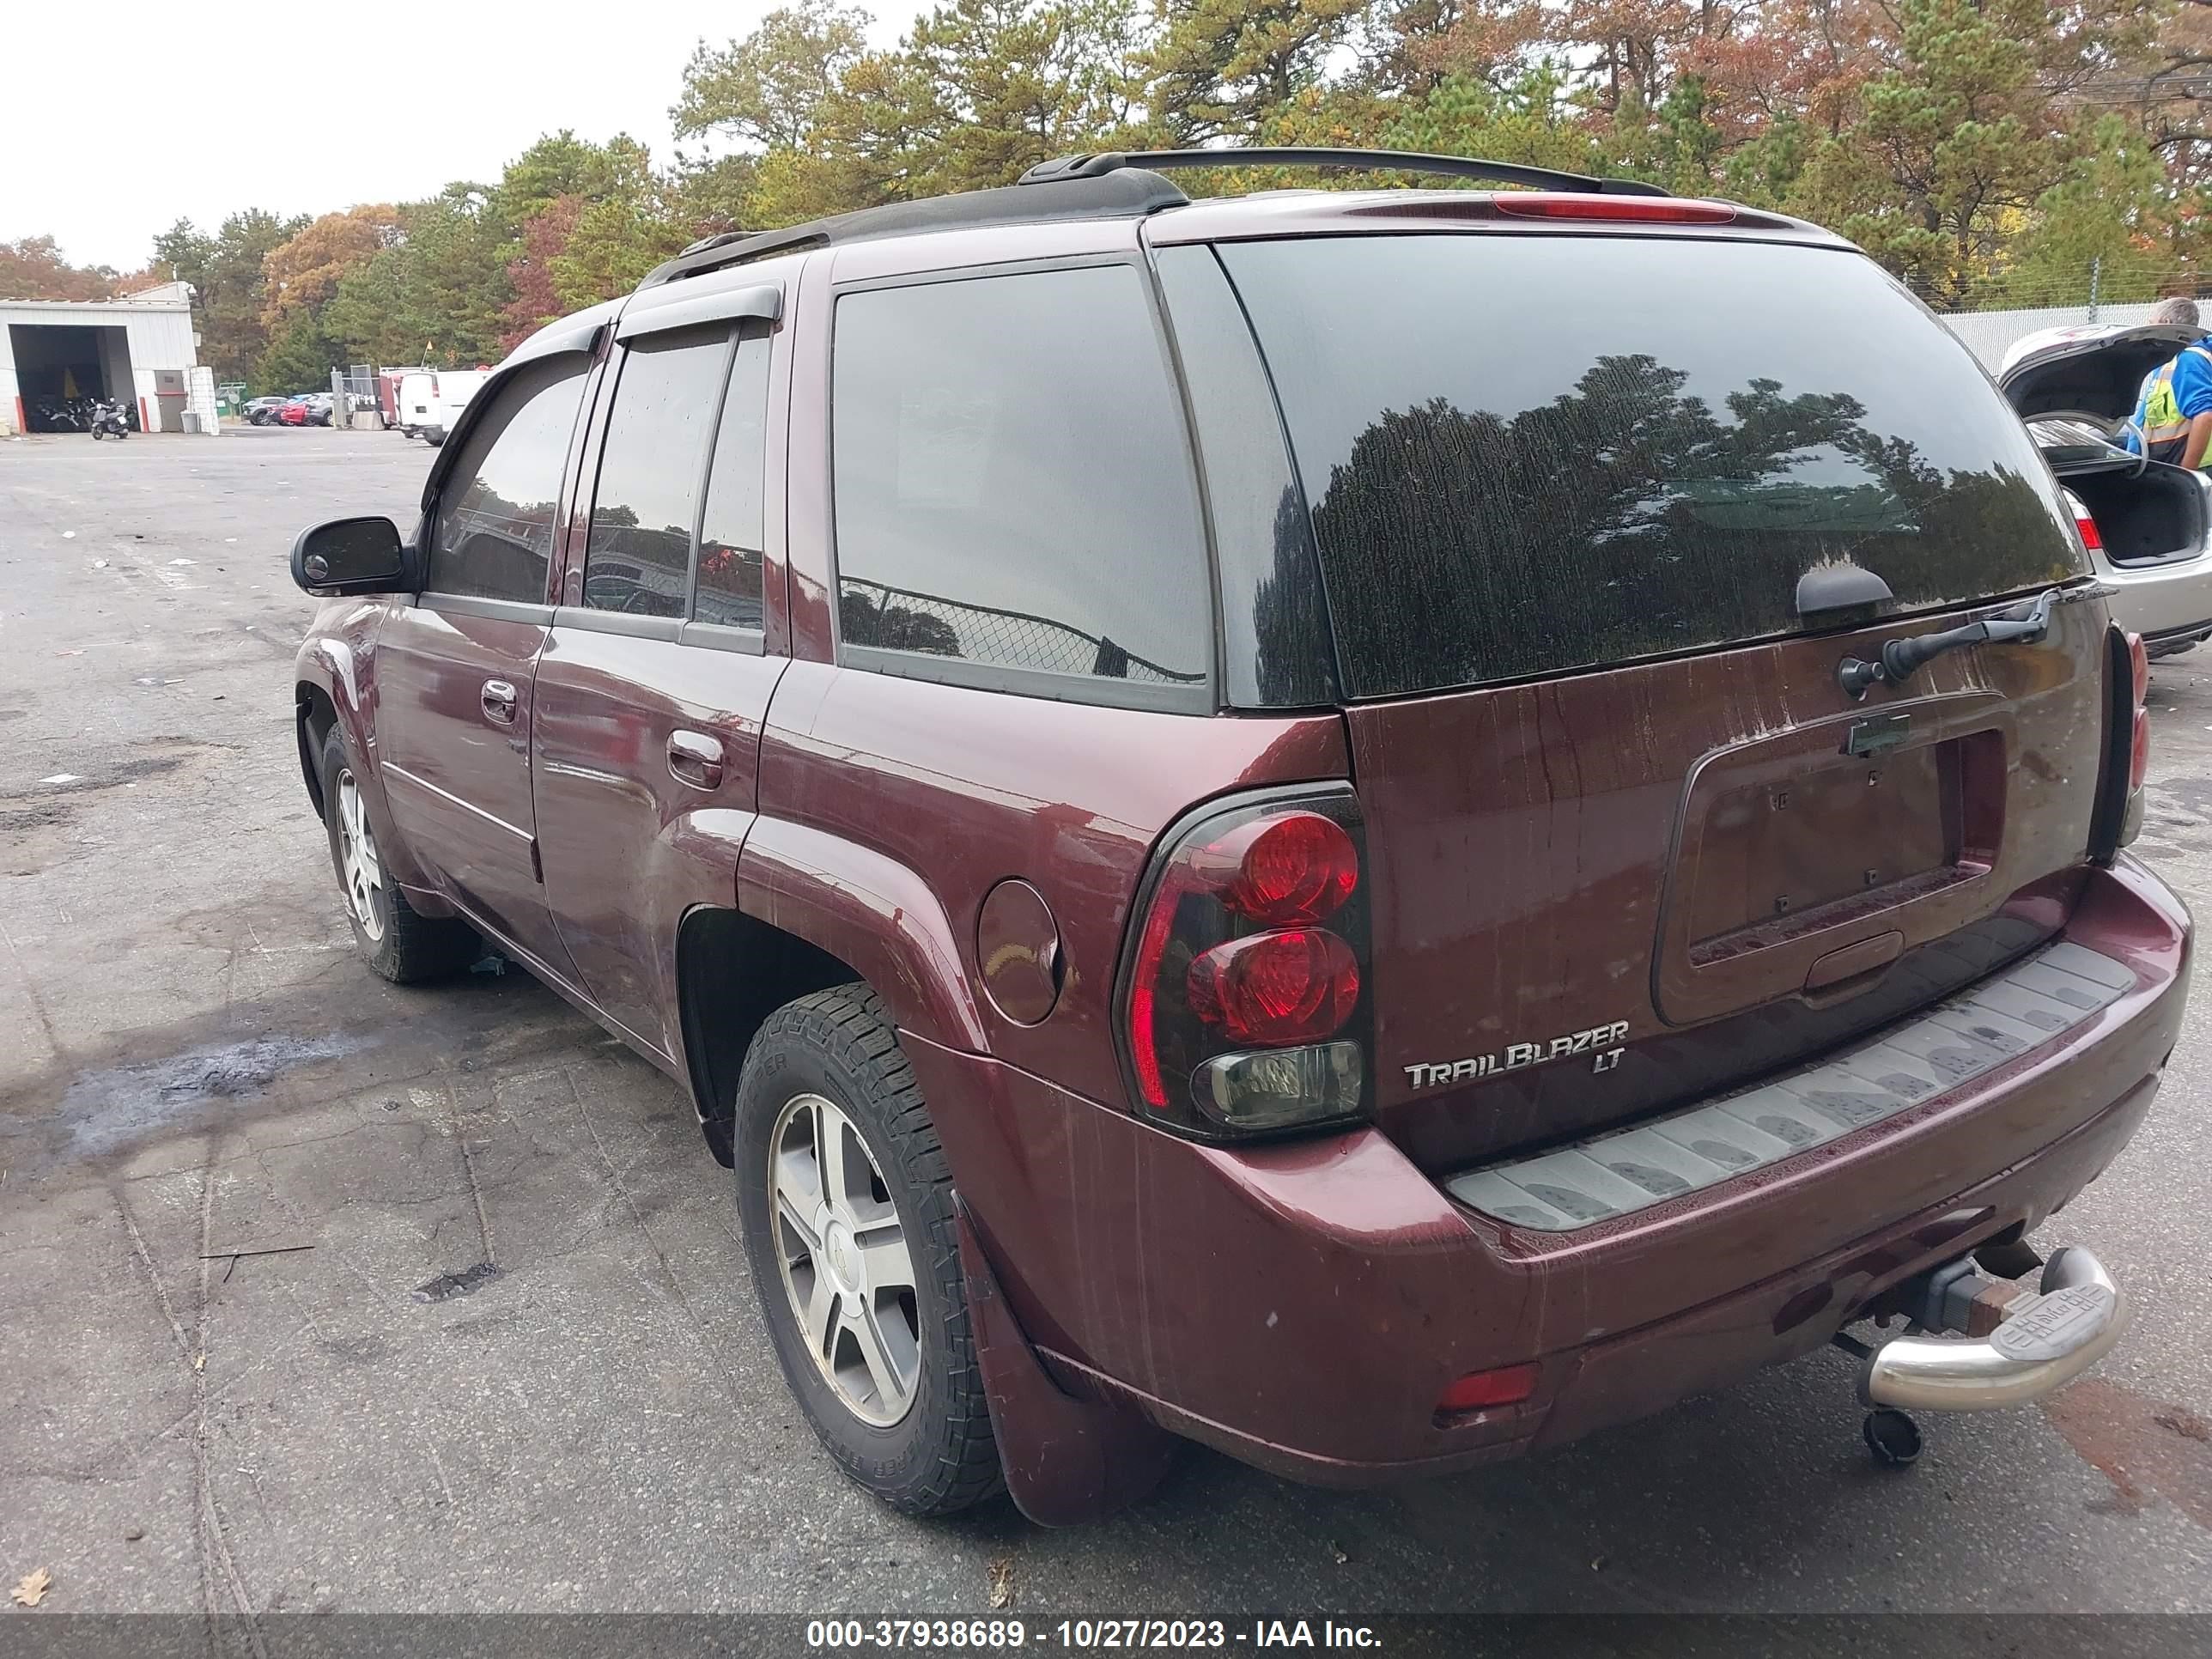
left=1446, top=943, right=2136, bottom=1233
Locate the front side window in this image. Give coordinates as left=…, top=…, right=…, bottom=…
left=695, top=332, right=772, bottom=629
left=582, top=329, right=733, bottom=619
left=830, top=264, right=1209, bottom=692
left=427, top=358, right=587, bottom=604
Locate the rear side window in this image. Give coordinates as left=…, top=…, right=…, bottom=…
left=695, top=332, right=772, bottom=630
left=830, top=264, right=1209, bottom=698
left=427, top=358, right=586, bottom=604
left=1218, top=235, right=2087, bottom=698
left=583, top=329, right=733, bottom=618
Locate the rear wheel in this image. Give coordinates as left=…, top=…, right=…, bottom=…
left=316, top=723, right=477, bottom=982
left=734, top=985, right=1001, bottom=1516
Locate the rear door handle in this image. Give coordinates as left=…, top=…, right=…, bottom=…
left=480, top=679, right=519, bottom=725
left=667, top=729, right=725, bottom=792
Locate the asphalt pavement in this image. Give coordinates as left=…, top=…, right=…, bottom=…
left=3, top=426, right=2212, bottom=1620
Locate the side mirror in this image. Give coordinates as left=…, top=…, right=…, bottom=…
left=290, top=516, right=409, bottom=595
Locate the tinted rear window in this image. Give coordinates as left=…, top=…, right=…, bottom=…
left=1218, top=235, right=2085, bottom=698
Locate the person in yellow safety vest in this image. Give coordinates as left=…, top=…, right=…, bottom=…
left=2122, top=297, right=2212, bottom=469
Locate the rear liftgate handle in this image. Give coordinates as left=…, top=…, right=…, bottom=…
left=667, top=729, right=725, bottom=792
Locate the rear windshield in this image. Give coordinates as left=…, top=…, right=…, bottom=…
left=1217, top=234, right=2086, bottom=698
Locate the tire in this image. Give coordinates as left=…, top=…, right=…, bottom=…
left=316, top=722, right=478, bottom=983
left=734, top=985, right=1001, bottom=1516
left=91, top=427, right=104, bottom=441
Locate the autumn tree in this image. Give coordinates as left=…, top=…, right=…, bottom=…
left=261, top=206, right=402, bottom=328
left=0, top=236, right=122, bottom=301
left=501, top=195, right=585, bottom=350
left=1147, top=0, right=1368, bottom=140
left=146, top=210, right=304, bottom=384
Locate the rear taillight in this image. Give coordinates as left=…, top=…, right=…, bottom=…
left=2069, top=490, right=2103, bottom=553
left=1120, top=789, right=1371, bottom=1138
left=1188, top=929, right=1360, bottom=1043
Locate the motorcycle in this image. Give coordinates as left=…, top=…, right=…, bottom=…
left=88, top=398, right=130, bottom=441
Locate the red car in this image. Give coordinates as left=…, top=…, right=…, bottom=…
left=287, top=148, right=2188, bottom=1523
left=277, top=398, right=310, bottom=427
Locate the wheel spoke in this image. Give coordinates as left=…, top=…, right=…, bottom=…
left=801, top=1270, right=839, bottom=1360
left=854, top=1301, right=911, bottom=1411
left=817, top=1103, right=855, bottom=1218
left=775, top=1106, right=825, bottom=1216
left=355, top=822, right=382, bottom=886
left=775, top=1187, right=823, bottom=1253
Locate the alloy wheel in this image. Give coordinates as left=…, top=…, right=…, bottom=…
left=334, top=769, right=387, bottom=942
left=769, top=1092, right=921, bottom=1426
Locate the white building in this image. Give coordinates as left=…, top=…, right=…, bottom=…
left=0, top=282, right=219, bottom=436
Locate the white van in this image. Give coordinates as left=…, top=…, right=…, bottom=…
left=397, top=369, right=489, bottom=447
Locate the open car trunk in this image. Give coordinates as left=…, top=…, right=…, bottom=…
left=1217, top=228, right=2110, bottom=1172
left=2062, top=455, right=2210, bottom=568
left=2004, top=323, right=2212, bottom=568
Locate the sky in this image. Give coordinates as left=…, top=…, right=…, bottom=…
left=3, top=3, right=820, bottom=270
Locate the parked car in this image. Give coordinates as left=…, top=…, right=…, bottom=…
left=289, top=149, right=2188, bottom=1524
left=243, top=396, right=289, bottom=426
left=276, top=399, right=310, bottom=428
left=1998, top=323, right=2212, bottom=659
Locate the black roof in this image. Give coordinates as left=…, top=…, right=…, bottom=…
left=635, top=146, right=1674, bottom=291
left=638, top=169, right=1188, bottom=289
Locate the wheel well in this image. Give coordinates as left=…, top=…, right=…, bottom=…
left=296, top=684, right=339, bottom=821
left=677, top=908, right=861, bottom=1166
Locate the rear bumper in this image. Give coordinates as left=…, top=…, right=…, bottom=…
left=909, top=857, right=2189, bottom=1486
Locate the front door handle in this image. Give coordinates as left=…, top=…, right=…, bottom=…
left=480, top=679, right=519, bottom=725
left=668, top=729, right=725, bottom=792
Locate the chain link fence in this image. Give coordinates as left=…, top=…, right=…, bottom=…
left=1928, top=261, right=2208, bottom=372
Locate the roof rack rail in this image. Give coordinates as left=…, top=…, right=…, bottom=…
left=637, top=168, right=1190, bottom=290
left=1019, top=147, right=1670, bottom=198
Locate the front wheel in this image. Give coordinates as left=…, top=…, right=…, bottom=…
left=734, top=985, right=1001, bottom=1516
left=91, top=427, right=104, bottom=441
left=316, top=722, right=478, bottom=982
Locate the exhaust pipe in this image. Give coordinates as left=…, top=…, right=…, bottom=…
left=1857, top=1247, right=2127, bottom=1413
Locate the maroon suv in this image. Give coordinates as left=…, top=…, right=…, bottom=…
left=289, top=149, right=2190, bottom=1522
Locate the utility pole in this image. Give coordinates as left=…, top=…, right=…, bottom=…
left=2087, top=255, right=2102, bottom=323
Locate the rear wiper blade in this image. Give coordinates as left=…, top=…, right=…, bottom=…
left=1838, top=589, right=2061, bottom=699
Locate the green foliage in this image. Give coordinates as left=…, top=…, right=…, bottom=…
left=54, top=0, right=2206, bottom=372
left=1996, top=115, right=2207, bottom=307
left=256, top=311, right=340, bottom=395
left=676, top=0, right=873, bottom=149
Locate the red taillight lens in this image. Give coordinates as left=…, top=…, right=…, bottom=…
left=2129, top=631, right=2149, bottom=709
left=1120, top=792, right=1371, bottom=1134
left=1192, top=810, right=1358, bottom=925
left=1188, top=929, right=1360, bottom=1045
left=2076, top=508, right=2103, bottom=552
left=1490, top=192, right=1735, bottom=224
left=1437, top=1363, right=1540, bottom=1416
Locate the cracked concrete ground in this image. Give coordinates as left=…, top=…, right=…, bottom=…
left=5, top=428, right=2212, bottom=1620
